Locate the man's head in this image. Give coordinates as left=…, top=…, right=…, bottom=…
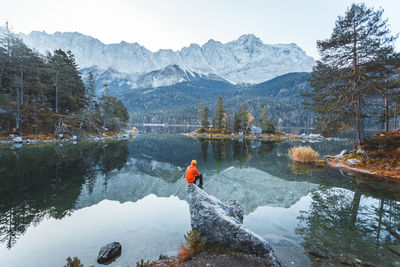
left=191, top=160, right=197, bottom=166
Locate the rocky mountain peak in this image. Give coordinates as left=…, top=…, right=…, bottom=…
left=20, top=31, right=315, bottom=86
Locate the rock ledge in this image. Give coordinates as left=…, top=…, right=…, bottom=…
left=187, top=183, right=280, bottom=266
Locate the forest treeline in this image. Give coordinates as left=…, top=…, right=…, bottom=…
left=0, top=24, right=129, bottom=136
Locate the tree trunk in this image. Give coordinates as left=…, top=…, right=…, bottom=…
left=55, top=72, right=59, bottom=113
left=20, top=63, right=24, bottom=106
left=394, top=104, right=398, bottom=130
left=16, top=74, right=21, bottom=130
left=352, top=22, right=357, bottom=72
left=384, top=74, right=389, bottom=132
left=354, top=95, right=364, bottom=145
left=352, top=22, right=364, bottom=145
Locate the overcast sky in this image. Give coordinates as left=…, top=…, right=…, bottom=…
left=1, top=0, right=399, bottom=58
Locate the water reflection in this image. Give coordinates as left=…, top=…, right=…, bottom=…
left=296, top=185, right=400, bottom=266
left=1, top=134, right=400, bottom=267
left=0, top=141, right=129, bottom=249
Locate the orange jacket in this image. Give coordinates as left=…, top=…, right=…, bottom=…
left=186, top=164, right=200, bottom=183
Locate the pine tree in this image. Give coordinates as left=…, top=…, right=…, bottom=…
left=201, top=106, right=209, bottom=130
left=213, top=96, right=224, bottom=131
left=260, top=106, right=267, bottom=131
left=47, top=49, right=87, bottom=113
left=198, top=101, right=203, bottom=126
left=266, top=120, right=276, bottom=133
left=233, top=113, right=240, bottom=133
left=303, top=3, right=397, bottom=144
left=238, top=104, right=248, bottom=133
left=99, top=82, right=129, bottom=131
left=260, top=106, right=276, bottom=133
left=223, top=109, right=231, bottom=131
left=86, top=72, right=96, bottom=115
left=366, top=52, right=400, bottom=131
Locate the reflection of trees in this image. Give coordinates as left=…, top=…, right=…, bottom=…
left=196, top=139, right=275, bottom=170
left=296, top=186, right=400, bottom=265
left=0, top=141, right=129, bottom=249
left=258, top=142, right=274, bottom=167
left=129, top=134, right=198, bottom=166
left=199, top=140, right=209, bottom=163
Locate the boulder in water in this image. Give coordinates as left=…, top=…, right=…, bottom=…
left=187, top=183, right=280, bottom=266
left=97, top=241, right=122, bottom=264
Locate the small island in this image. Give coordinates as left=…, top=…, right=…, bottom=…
left=184, top=96, right=325, bottom=142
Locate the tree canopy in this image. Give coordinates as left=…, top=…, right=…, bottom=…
left=303, top=3, right=399, bottom=144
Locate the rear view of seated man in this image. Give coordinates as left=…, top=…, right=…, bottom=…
left=185, top=160, right=203, bottom=189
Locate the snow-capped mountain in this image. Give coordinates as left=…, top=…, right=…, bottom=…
left=20, top=31, right=315, bottom=86
left=80, top=64, right=228, bottom=95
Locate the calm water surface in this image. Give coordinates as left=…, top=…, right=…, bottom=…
left=1, top=133, right=400, bottom=267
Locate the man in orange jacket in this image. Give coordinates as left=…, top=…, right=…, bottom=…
left=185, top=160, right=203, bottom=189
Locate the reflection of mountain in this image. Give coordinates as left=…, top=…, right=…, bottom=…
left=203, top=167, right=317, bottom=214
left=75, top=165, right=188, bottom=209
left=76, top=163, right=316, bottom=215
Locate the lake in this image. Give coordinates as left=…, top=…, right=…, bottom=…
left=1, top=133, right=400, bottom=267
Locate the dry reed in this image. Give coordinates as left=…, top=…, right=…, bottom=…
left=289, top=146, right=320, bottom=164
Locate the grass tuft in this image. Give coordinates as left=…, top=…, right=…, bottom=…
left=289, top=146, right=320, bottom=164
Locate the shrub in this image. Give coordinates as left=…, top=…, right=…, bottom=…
left=289, top=146, right=320, bottom=164
left=177, top=230, right=206, bottom=263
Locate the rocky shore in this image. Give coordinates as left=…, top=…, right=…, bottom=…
left=0, top=129, right=137, bottom=147
left=325, top=131, right=400, bottom=179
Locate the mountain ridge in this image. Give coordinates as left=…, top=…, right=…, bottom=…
left=20, top=31, right=315, bottom=86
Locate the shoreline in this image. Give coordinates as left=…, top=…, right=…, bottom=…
left=325, top=130, right=400, bottom=180
left=182, top=131, right=334, bottom=142
left=0, top=131, right=136, bottom=146
left=326, top=156, right=400, bottom=180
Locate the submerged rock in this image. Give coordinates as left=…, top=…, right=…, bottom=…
left=187, top=183, right=280, bottom=266
left=97, top=241, right=122, bottom=264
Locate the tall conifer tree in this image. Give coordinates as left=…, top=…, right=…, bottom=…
left=303, top=3, right=397, bottom=144
left=213, top=96, right=224, bottom=131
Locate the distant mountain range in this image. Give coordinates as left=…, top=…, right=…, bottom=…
left=20, top=31, right=315, bottom=87
left=19, top=31, right=317, bottom=127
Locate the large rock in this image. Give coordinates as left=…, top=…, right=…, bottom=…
left=12, top=137, right=23, bottom=143
left=187, top=183, right=280, bottom=266
left=97, top=241, right=122, bottom=264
